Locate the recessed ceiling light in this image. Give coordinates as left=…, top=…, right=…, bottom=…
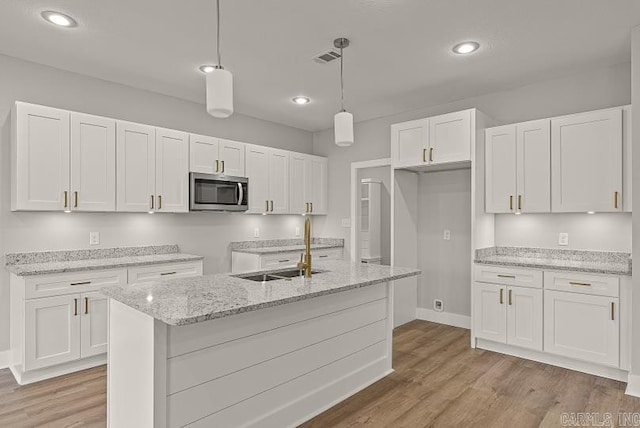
left=199, top=65, right=217, bottom=74
left=587, top=211, right=595, bottom=214
left=292, top=96, right=311, bottom=105
left=41, top=11, right=77, bottom=28
left=452, top=41, right=480, bottom=55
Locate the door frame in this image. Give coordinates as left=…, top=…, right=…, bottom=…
left=349, top=158, right=392, bottom=263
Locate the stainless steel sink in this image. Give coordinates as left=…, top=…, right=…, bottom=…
left=236, top=269, right=323, bottom=282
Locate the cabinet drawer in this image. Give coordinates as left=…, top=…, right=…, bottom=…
left=25, top=269, right=127, bottom=299
left=261, top=255, right=298, bottom=269
left=473, top=265, right=542, bottom=288
left=127, top=261, right=203, bottom=284
left=544, top=271, right=619, bottom=297
left=313, top=248, right=343, bottom=262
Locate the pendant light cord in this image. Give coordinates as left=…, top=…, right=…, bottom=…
left=216, top=0, right=222, bottom=67
left=340, top=45, right=345, bottom=112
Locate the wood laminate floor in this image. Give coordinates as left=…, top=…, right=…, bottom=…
left=1, top=321, right=640, bottom=427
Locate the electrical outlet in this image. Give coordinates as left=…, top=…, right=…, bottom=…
left=433, top=299, right=444, bottom=312
left=558, top=232, right=569, bottom=246
left=254, top=228, right=260, bottom=238
left=89, top=232, right=100, bottom=246
left=443, top=229, right=451, bottom=241
left=341, top=218, right=351, bottom=228
left=295, top=226, right=300, bottom=237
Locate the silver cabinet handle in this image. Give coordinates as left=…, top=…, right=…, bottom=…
left=85, top=297, right=89, bottom=314
left=265, top=200, right=269, bottom=212
left=70, top=281, right=91, bottom=286
left=237, top=182, right=244, bottom=205
left=158, top=195, right=162, bottom=210
left=221, top=160, right=225, bottom=173
left=160, top=271, right=177, bottom=276
left=64, top=191, right=68, bottom=208
left=74, top=298, right=78, bottom=316
left=497, top=274, right=515, bottom=279
left=270, top=200, right=274, bottom=212
left=74, top=191, right=78, bottom=208
left=150, top=195, right=155, bottom=210
left=215, top=160, right=220, bottom=173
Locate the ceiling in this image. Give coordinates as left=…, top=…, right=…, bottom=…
left=1, top=0, right=639, bottom=132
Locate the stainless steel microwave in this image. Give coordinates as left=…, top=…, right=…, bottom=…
left=189, top=173, right=248, bottom=212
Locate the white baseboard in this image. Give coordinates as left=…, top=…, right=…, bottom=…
left=626, top=374, right=640, bottom=397
left=415, top=308, right=470, bottom=329
left=0, top=350, right=11, bottom=370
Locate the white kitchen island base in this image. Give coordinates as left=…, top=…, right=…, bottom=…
left=108, top=282, right=395, bottom=428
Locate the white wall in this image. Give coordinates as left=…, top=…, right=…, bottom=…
left=313, top=62, right=632, bottom=257
left=418, top=169, right=472, bottom=316
left=0, top=54, right=314, bottom=352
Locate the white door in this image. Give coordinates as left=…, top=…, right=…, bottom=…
left=473, top=282, right=506, bottom=343
left=13, top=102, right=70, bottom=211
left=551, top=108, right=622, bottom=212
left=70, top=113, right=116, bottom=212
left=116, top=121, right=156, bottom=212
left=289, top=153, right=307, bottom=214
left=391, top=119, right=428, bottom=168
left=218, top=139, right=246, bottom=177
left=307, top=156, right=328, bottom=215
left=246, top=145, right=270, bottom=214
left=155, top=128, right=189, bottom=213
left=268, top=149, right=290, bottom=213
left=189, top=134, right=219, bottom=174
left=506, top=287, right=543, bottom=351
left=485, top=125, right=516, bottom=213
left=544, top=290, right=619, bottom=367
left=25, top=294, right=80, bottom=370
left=80, top=291, right=109, bottom=358
left=516, top=119, right=550, bottom=213
left=429, top=110, right=471, bottom=164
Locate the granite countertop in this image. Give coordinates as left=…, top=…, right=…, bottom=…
left=5, top=245, right=204, bottom=276
left=230, top=238, right=344, bottom=255
left=101, top=260, right=420, bottom=326
left=474, top=247, right=632, bottom=276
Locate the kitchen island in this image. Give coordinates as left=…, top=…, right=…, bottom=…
left=102, top=260, right=420, bottom=428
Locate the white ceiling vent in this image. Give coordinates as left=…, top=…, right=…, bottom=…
left=313, top=49, right=341, bottom=64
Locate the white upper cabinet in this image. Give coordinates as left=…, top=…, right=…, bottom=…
left=391, top=119, right=428, bottom=168
left=516, top=119, right=551, bottom=213
left=290, top=153, right=328, bottom=215
left=12, top=102, right=70, bottom=211
left=155, top=128, right=189, bottom=213
left=551, top=108, right=622, bottom=212
left=268, top=149, right=290, bottom=214
left=429, top=110, right=471, bottom=165
left=70, top=113, right=116, bottom=212
left=485, top=125, right=517, bottom=213
left=189, top=135, right=245, bottom=177
left=116, top=121, right=156, bottom=212
left=391, top=109, right=473, bottom=169
left=246, top=145, right=290, bottom=214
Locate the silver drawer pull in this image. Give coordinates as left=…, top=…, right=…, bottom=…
left=279, top=260, right=291, bottom=263
left=569, top=281, right=591, bottom=287
left=70, top=281, right=91, bottom=286
left=497, top=274, right=515, bottom=279
left=160, top=271, right=177, bottom=276
left=319, top=255, right=329, bottom=258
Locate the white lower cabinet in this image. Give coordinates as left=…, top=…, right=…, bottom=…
left=231, top=247, right=344, bottom=273
left=544, top=290, right=619, bottom=367
left=80, top=291, right=109, bottom=358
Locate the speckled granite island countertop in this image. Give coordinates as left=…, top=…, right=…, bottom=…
left=5, top=245, right=203, bottom=276
left=475, top=247, right=632, bottom=276
left=101, top=260, right=420, bottom=326
left=230, top=238, right=344, bottom=254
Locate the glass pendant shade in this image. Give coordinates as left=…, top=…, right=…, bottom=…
left=206, top=68, right=233, bottom=118
left=334, top=111, right=354, bottom=147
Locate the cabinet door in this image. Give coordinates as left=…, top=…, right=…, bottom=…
left=544, top=290, right=619, bottom=367
left=473, top=283, right=506, bottom=343
left=485, top=125, right=516, bottom=213
left=70, top=113, right=116, bottom=212
left=116, top=121, right=156, bottom=212
left=506, top=287, right=542, bottom=351
left=218, top=139, right=246, bottom=177
left=551, top=108, right=622, bottom=212
left=189, top=134, right=219, bottom=174
left=13, top=103, right=70, bottom=211
left=391, top=119, right=428, bottom=168
left=268, top=149, right=290, bottom=213
left=25, top=295, right=80, bottom=370
left=289, top=153, right=307, bottom=214
left=428, top=110, right=471, bottom=164
left=307, top=156, right=328, bottom=215
left=246, top=145, right=270, bottom=213
left=516, top=120, right=550, bottom=213
left=80, top=291, right=108, bottom=358
left=155, top=128, right=189, bottom=213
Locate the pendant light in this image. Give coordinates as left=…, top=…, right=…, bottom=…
left=206, top=0, right=233, bottom=118
left=334, top=37, right=353, bottom=146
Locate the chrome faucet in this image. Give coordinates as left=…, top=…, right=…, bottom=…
left=297, top=217, right=312, bottom=278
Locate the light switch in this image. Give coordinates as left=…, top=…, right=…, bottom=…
left=341, top=218, right=351, bottom=228
left=558, top=232, right=569, bottom=246
left=89, top=232, right=100, bottom=246
left=254, top=228, right=260, bottom=238
left=443, top=230, right=451, bottom=241
left=295, top=227, right=300, bottom=237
